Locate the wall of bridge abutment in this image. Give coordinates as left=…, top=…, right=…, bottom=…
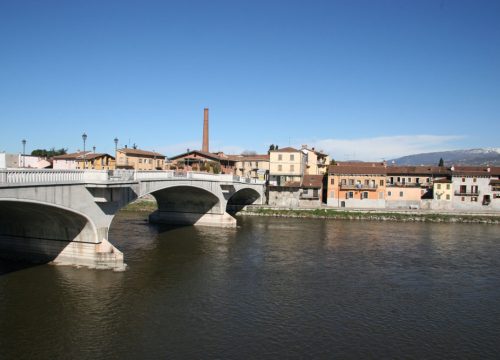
left=0, top=183, right=137, bottom=270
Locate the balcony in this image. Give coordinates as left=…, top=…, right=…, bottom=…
left=454, top=191, right=480, bottom=196
left=340, top=184, right=378, bottom=191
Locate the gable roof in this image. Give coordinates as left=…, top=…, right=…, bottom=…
left=328, top=162, right=387, bottom=175
left=270, top=147, right=300, bottom=153
left=118, top=148, right=165, bottom=158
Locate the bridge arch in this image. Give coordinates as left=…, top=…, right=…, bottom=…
left=226, top=188, right=261, bottom=214
left=0, top=199, right=101, bottom=265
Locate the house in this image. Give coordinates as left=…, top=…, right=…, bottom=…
left=53, top=151, right=89, bottom=170
left=231, top=154, right=270, bottom=180
left=451, top=166, right=500, bottom=211
left=300, top=145, right=330, bottom=175
left=327, top=162, right=387, bottom=208
left=0, top=153, right=51, bottom=169
left=267, top=174, right=324, bottom=208
left=169, top=150, right=235, bottom=174
left=76, top=153, right=115, bottom=170
left=269, top=147, right=306, bottom=186
left=116, top=147, right=166, bottom=170
left=385, top=166, right=450, bottom=209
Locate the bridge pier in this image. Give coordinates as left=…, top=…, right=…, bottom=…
left=149, top=210, right=236, bottom=227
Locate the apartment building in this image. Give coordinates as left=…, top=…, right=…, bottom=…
left=269, top=147, right=306, bottom=186
left=76, top=153, right=115, bottom=170
left=327, top=162, right=387, bottom=208
left=53, top=151, right=89, bottom=170
left=232, top=154, right=269, bottom=180
left=116, top=147, right=166, bottom=170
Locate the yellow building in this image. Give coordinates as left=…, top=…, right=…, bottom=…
left=433, top=178, right=453, bottom=201
left=76, top=153, right=115, bottom=170
left=301, top=145, right=330, bottom=175
left=116, top=147, right=166, bottom=170
left=269, top=147, right=306, bottom=186
left=232, top=154, right=270, bottom=180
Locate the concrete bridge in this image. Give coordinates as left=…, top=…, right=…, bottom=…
left=0, top=169, right=265, bottom=270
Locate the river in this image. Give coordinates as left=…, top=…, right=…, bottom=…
left=1, top=212, right=499, bottom=359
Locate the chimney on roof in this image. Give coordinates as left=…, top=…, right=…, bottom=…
left=301, top=145, right=307, bottom=149
left=202, top=108, right=209, bottom=152
left=125, top=145, right=128, bottom=149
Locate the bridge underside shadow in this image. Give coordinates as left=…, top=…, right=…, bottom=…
left=148, top=186, right=237, bottom=227
left=226, top=188, right=261, bottom=215
left=0, top=201, right=124, bottom=270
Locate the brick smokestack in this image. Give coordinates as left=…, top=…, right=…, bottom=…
left=202, top=108, right=209, bottom=152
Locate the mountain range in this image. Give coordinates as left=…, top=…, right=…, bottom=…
left=389, top=148, right=500, bottom=166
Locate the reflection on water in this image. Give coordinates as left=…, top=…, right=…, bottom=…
left=1, top=213, right=499, bottom=359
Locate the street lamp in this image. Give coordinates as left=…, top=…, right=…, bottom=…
left=82, top=132, right=87, bottom=169
left=114, top=137, right=119, bottom=153
left=21, top=139, right=26, bottom=167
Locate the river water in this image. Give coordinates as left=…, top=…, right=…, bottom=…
left=1, top=213, right=499, bottom=359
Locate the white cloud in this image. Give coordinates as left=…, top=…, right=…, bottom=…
left=306, top=135, right=465, bottom=161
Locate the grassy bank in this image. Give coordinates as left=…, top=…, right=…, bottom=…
left=121, top=200, right=158, bottom=212
left=240, top=207, right=500, bottom=224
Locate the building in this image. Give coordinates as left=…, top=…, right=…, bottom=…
left=301, top=145, right=330, bottom=175
left=269, top=147, right=307, bottom=186
left=451, top=166, right=500, bottom=211
left=116, top=147, right=166, bottom=170
left=385, top=166, right=450, bottom=209
left=52, top=151, right=89, bottom=170
left=232, top=154, right=270, bottom=180
left=169, top=150, right=235, bottom=174
left=0, top=153, right=50, bottom=169
left=268, top=174, right=324, bottom=208
left=327, top=162, right=387, bottom=208
left=76, top=153, right=115, bottom=170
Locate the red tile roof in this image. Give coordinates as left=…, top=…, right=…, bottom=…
left=301, top=175, right=324, bottom=188
left=52, top=151, right=89, bottom=160
left=328, top=162, right=387, bottom=175
left=386, top=166, right=450, bottom=176
left=118, top=148, right=165, bottom=158
left=270, top=147, right=299, bottom=153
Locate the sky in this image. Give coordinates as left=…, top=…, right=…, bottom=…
left=1, top=0, right=499, bottom=161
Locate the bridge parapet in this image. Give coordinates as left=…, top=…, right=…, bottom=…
left=1, top=169, right=265, bottom=186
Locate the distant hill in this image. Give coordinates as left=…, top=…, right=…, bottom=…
left=389, top=148, right=500, bottom=166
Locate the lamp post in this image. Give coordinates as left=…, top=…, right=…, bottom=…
left=82, top=132, right=87, bottom=169
left=114, top=137, right=118, bottom=153
left=21, top=139, right=26, bottom=167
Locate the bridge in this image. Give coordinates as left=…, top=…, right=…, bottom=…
left=0, top=169, right=265, bottom=270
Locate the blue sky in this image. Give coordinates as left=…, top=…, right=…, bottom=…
left=1, top=0, right=499, bottom=160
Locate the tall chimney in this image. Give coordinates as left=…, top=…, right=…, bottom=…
left=202, top=108, right=209, bottom=152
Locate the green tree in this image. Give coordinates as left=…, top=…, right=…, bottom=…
left=31, top=147, right=67, bottom=157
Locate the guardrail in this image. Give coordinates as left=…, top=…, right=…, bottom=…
left=0, top=169, right=265, bottom=185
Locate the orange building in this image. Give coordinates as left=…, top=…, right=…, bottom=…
left=327, top=162, right=387, bottom=208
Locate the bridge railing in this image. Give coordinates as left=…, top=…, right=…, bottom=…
left=0, top=169, right=86, bottom=184
left=0, top=169, right=266, bottom=185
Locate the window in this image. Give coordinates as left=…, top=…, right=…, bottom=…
left=278, top=165, right=282, bottom=171
left=290, top=165, right=294, bottom=172
left=462, top=177, right=465, bottom=182
left=399, top=191, right=404, bottom=197
left=349, top=179, right=354, bottom=185
left=408, top=177, right=411, bottom=183
left=278, top=154, right=282, bottom=161
left=446, top=194, right=450, bottom=200
left=461, top=197, right=465, bottom=202
left=364, top=180, right=369, bottom=186
left=330, top=178, right=334, bottom=185
left=347, top=192, right=353, bottom=199
left=437, top=184, right=441, bottom=190
left=388, top=191, right=392, bottom=196
left=416, top=178, right=420, bottom=184
left=362, top=192, right=368, bottom=199
left=139, top=159, right=142, bottom=163
left=446, top=184, right=450, bottom=190
left=473, top=177, right=477, bottom=183
left=341, top=179, right=346, bottom=185
left=290, top=154, right=295, bottom=161
left=380, top=180, right=384, bottom=186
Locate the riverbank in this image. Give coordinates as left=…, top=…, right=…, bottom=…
left=122, top=200, right=500, bottom=224
left=239, top=206, right=500, bottom=224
